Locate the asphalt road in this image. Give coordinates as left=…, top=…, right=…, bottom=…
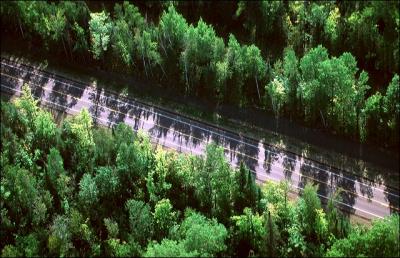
left=1, top=58, right=399, bottom=220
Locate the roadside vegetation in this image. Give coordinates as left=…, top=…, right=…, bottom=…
left=1, top=85, right=399, bottom=257
left=1, top=1, right=399, bottom=150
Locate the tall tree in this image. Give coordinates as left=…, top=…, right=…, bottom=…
left=232, top=162, right=260, bottom=214
left=243, top=44, right=267, bottom=104
left=125, top=199, right=153, bottom=246
left=89, top=11, right=112, bottom=60
left=61, top=108, right=95, bottom=176
left=230, top=208, right=266, bottom=256
left=153, top=198, right=177, bottom=240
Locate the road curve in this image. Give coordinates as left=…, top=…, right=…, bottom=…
left=1, top=58, right=399, bottom=220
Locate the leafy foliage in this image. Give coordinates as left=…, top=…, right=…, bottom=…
left=89, top=11, right=112, bottom=60
left=1, top=8, right=400, bottom=254
left=1, top=1, right=399, bottom=147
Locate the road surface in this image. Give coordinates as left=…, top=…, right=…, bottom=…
left=1, top=58, right=399, bottom=220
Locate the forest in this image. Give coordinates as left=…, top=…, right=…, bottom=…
left=1, top=85, right=399, bottom=257
left=1, top=1, right=399, bottom=150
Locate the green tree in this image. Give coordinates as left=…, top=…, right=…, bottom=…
left=230, top=207, right=265, bottom=256
left=264, top=210, right=280, bottom=257
left=33, top=109, right=57, bottom=154
left=105, top=238, right=141, bottom=257
left=89, top=11, right=112, bottom=60
left=267, top=76, right=288, bottom=120
left=1, top=245, right=22, bottom=258
left=104, top=218, right=119, bottom=239
left=125, top=199, right=153, bottom=245
left=48, top=215, right=72, bottom=256
left=15, top=233, right=40, bottom=257
left=46, top=148, right=64, bottom=184
left=195, top=143, right=232, bottom=223
left=135, top=28, right=162, bottom=78
left=146, top=148, right=172, bottom=204
left=298, top=45, right=330, bottom=123
left=14, top=84, right=39, bottom=130
left=225, top=34, right=245, bottom=106
left=72, top=22, right=88, bottom=55
left=59, top=1, right=89, bottom=55
left=93, top=127, right=116, bottom=166
left=157, top=4, right=189, bottom=92
left=112, top=18, right=135, bottom=67
left=362, top=92, right=384, bottom=141
left=180, top=19, right=223, bottom=97
left=232, top=162, right=260, bottom=214
left=153, top=198, right=177, bottom=240
left=113, top=123, right=136, bottom=149
left=78, top=173, right=99, bottom=207
left=243, top=44, right=267, bottom=104
left=113, top=1, right=144, bottom=31
left=261, top=180, right=294, bottom=247
left=116, top=132, right=152, bottom=196
left=354, top=71, right=370, bottom=142
left=179, top=210, right=228, bottom=256
left=383, top=74, right=400, bottom=143
left=326, top=190, right=350, bottom=239
left=62, top=108, right=94, bottom=176
left=94, top=166, right=119, bottom=199
left=169, top=154, right=199, bottom=211
left=282, top=47, right=299, bottom=113
left=144, top=239, right=197, bottom=257
left=112, top=1, right=144, bottom=68
left=298, top=183, right=322, bottom=243
left=1, top=165, right=51, bottom=229
left=326, top=215, right=400, bottom=257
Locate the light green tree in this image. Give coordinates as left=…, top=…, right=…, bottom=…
left=179, top=210, right=228, bottom=256
left=383, top=74, right=399, bottom=142
left=326, top=215, right=400, bottom=257
left=62, top=108, right=95, bottom=175
left=89, top=11, right=112, bottom=60
left=283, top=47, right=299, bottom=113
left=144, top=239, right=197, bottom=257
left=243, top=44, right=267, bottom=104
left=34, top=110, right=57, bottom=153
left=298, top=45, right=329, bottom=123
left=153, top=198, right=177, bottom=240
left=230, top=208, right=266, bottom=256
left=47, top=215, right=72, bottom=256
left=267, top=77, right=288, bottom=120
left=146, top=147, right=172, bottom=203
left=78, top=173, right=99, bottom=207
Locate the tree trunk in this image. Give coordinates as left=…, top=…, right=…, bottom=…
left=61, top=37, right=69, bottom=60
left=184, top=60, right=189, bottom=93
left=160, top=39, right=168, bottom=56
left=255, top=75, right=261, bottom=103
left=320, top=109, right=326, bottom=128
left=159, top=63, right=167, bottom=80
left=66, top=32, right=73, bottom=61
left=142, top=54, right=148, bottom=78
left=18, top=18, right=24, bottom=38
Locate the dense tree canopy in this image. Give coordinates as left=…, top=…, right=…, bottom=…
left=1, top=1, right=399, bottom=149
